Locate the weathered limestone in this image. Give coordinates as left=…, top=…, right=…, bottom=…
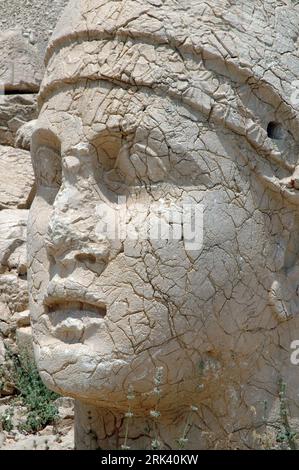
left=16, top=327, right=34, bottom=359
left=0, top=148, right=35, bottom=400
left=0, top=1, right=69, bottom=413
left=0, top=337, right=5, bottom=364
left=15, top=120, right=37, bottom=151
left=0, top=30, right=42, bottom=92
left=0, top=0, right=70, bottom=58
left=0, top=210, right=28, bottom=273
left=0, top=209, right=30, bottom=357
left=0, top=275, right=28, bottom=317
left=0, top=95, right=37, bottom=148
left=27, top=0, right=299, bottom=450
left=0, top=149, right=35, bottom=209
left=0, top=26, right=37, bottom=400
left=11, top=310, right=30, bottom=329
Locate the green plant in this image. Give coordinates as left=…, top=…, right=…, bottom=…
left=150, top=366, right=164, bottom=450
left=121, top=385, right=135, bottom=450
left=177, top=405, right=199, bottom=449
left=0, top=407, right=14, bottom=432
left=253, top=380, right=298, bottom=450
left=0, top=357, right=15, bottom=396
left=276, top=379, right=298, bottom=450
left=10, top=349, right=59, bottom=433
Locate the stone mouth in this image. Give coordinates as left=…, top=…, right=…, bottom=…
left=43, top=299, right=107, bottom=343
left=45, top=299, right=107, bottom=319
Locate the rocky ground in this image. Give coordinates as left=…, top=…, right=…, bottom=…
left=0, top=397, right=74, bottom=450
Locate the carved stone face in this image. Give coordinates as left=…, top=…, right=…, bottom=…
left=28, top=1, right=299, bottom=412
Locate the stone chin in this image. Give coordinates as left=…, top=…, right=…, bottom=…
left=35, top=338, right=129, bottom=395
left=35, top=339, right=186, bottom=410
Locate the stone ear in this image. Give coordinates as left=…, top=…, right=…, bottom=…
left=269, top=265, right=299, bottom=322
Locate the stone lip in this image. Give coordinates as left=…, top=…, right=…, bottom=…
left=46, top=300, right=107, bottom=318
left=44, top=299, right=107, bottom=339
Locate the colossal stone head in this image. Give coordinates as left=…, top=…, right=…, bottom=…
left=28, top=0, right=299, bottom=447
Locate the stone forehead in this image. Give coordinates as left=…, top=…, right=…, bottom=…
left=40, top=0, right=299, bottom=114
left=46, top=0, right=298, bottom=60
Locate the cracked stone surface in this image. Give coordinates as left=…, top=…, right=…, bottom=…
left=0, top=9, right=44, bottom=404
left=0, top=0, right=69, bottom=59
left=0, top=30, right=43, bottom=92
left=0, top=397, right=74, bottom=450
left=0, top=209, right=28, bottom=275
left=0, top=147, right=35, bottom=209
left=0, top=95, right=37, bottom=148
left=27, top=0, right=299, bottom=449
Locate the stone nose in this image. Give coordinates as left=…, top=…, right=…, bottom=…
left=44, top=141, right=123, bottom=268
left=45, top=210, right=112, bottom=268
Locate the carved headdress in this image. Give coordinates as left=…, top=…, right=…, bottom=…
left=40, top=0, right=299, bottom=108
left=39, top=0, right=299, bottom=202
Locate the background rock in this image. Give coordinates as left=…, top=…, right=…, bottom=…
left=0, top=4, right=74, bottom=451
left=0, top=275, right=29, bottom=315
left=0, top=147, right=35, bottom=209
left=0, top=30, right=43, bottom=92
left=0, top=210, right=28, bottom=274
left=1, top=426, right=74, bottom=450
left=0, top=95, right=37, bottom=147
left=0, top=0, right=69, bottom=59
left=15, top=120, right=37, bottom=151
left=0, top=337, right=5, bottom=364
left=11, top=311, right=30, bottom=329
left=0, top=304, right=10, bottom=323
left=16, top=327, right=33, bottom=359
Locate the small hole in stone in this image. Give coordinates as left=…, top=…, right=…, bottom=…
left=19, top=273, right=27, bottom=281
left=267, top=122, right=285, bottom=140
